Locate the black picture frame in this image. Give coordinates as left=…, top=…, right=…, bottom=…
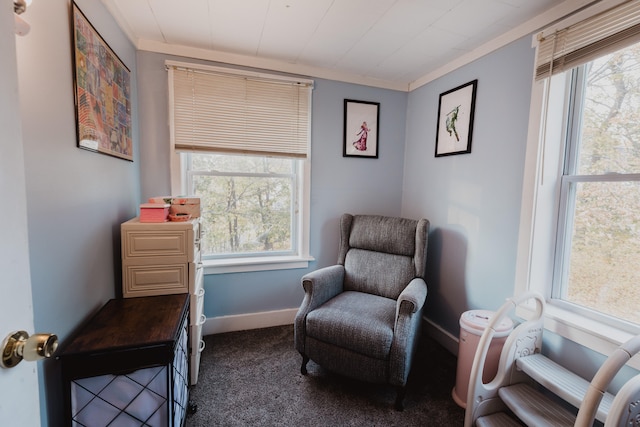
left=343, top=99, right=379, bottom=158
left=71, top=2, right=133, bottom=161
left=435, top=79, right=477, bottom=157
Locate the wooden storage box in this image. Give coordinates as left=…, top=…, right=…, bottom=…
left=170, top=197, right=200, bottom=218
left=148, top=196, right=201, bottom=218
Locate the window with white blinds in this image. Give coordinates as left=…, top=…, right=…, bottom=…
left=535, top=0, right=640, bottom=80
left=516, top=0, right=640, bottom=364
left=167, top=61, right=313, bottom=158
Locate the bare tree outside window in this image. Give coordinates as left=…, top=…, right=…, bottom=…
left=189, top=154, right=295, bottom=258
left=561, top=42, right=640, bottom=325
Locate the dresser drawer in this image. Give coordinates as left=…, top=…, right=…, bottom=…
left=189, top=261, right=204, bottom=294
left=189, top=321, right=205, bottom=385
left=190, top=338, right=205, bottom=385
left=121, top=218, right=200, bottom=262
left=190, top=287, right=205, bottom=325
left=122, top=229, right=197, bottom=262
left=190, top=321, right=205, bottom=352
left=122, top=263, right=189, bottom=297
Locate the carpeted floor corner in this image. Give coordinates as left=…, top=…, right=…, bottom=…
left=186, top=324, right=465, bottom=426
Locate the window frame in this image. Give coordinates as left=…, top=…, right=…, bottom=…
left=172, top=151, right=313, bottom=274
left=167, top=62, right=314, bottom=274
left=552, top=65, right=640, bottom=332
left=186, top=152, right=299, bottom=259
left=515, top=54, right=640, bottom=371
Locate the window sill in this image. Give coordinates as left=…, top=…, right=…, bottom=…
left=203, top=255, right=314, bottom=274
left=516, top=303, right=640, bottom=370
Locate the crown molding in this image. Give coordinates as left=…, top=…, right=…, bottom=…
left=408, top=0, right=599, bottom=91
left=103, top=0, right=600, bottom=93
left=137, top=39, right=409, bottom=92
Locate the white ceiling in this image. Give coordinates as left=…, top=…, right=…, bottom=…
left=101, top=0, right=582, bottom=90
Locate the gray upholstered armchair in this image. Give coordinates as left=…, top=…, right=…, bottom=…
left=294, top=213, right=429, bottom=410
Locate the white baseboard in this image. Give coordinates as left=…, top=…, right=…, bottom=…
left=204, top=309, right=460, bottom=357
left=203, top=308, right=298, bottom=336
left=423, top=316, right=460, bottom=356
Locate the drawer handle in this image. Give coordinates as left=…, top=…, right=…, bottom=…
left=198, top=314, right=207, bottom=325
left=199, top=340, right=206, bottom=352
left=197, top=288, right=205, bottom=297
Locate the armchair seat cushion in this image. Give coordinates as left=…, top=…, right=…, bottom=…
left=305, top=291, right=396, bottom=360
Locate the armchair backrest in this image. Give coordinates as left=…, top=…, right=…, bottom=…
left=337, top=214, right=429, bottom=300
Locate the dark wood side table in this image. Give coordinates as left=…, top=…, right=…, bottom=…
left=57, top=294, right=190, bottom=426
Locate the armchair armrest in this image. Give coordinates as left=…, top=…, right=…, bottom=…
left=299, top=265, right=345, bottom=312
left=396, top=278, right=427, bottom=318
left=294, top=265, right=345, bottom=353
left=390, top=278, right=428, bottom=386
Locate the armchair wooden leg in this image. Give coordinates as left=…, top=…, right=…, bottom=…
left=395, top=386, right=406, bottom=411
left=300, top=353, right=309, bottom=375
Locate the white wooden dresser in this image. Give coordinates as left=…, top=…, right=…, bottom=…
left=121, top=217, right=205, bottom=385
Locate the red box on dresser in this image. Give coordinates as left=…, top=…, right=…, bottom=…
left=139, top=203, right=170, bottom=222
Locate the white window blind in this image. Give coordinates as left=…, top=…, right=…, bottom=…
left=535, top=0, right=640, bottom=80
left=168, top=62, right=313, bottom=158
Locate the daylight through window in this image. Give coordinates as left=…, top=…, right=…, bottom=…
left=186, top=153, right=298, bottom=259
left=516, top=2, right=640, bottom=353
left=167, top=61, right=313, bottom=265
left=554, top=44, right=640, bottom=326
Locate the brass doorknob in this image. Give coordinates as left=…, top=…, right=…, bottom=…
left=1, top=331, right=58, bottom=368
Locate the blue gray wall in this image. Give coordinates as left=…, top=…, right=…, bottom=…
left=402, top=36, right=533, bottom=335
left=136, top=51, right=409, bottom=317
left=14, top=0, right=140, bottom=425
left=401, top=35, right=639, bottom=390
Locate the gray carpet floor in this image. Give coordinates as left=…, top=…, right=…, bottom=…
left=186, top=324, right=465, bottom=426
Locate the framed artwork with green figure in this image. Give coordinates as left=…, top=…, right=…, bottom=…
left=435, top=80, right=477, bottom=157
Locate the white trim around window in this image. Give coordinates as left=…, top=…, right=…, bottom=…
left=167, top=60, right=314, bottom=274
left=198, top=156, right=314, bottom=274
left=514, top=59, right=640, bottom=371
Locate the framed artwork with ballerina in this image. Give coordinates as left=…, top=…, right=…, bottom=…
left=343, top=99, right=379, bottom=158
left=435, top=79, right=477, bottom=157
